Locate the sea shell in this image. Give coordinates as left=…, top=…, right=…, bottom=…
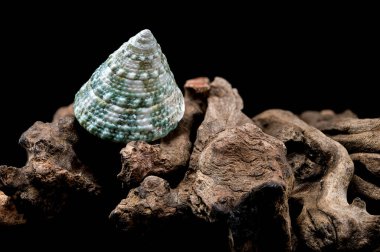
left=74, top=29, right=185, bottom=143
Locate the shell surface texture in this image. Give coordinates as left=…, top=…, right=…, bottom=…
left=74, top=29, right=185, bottom=143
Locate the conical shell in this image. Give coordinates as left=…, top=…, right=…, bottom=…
left=74, top=29, right=185, bottom=143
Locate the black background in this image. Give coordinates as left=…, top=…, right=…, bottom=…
left=0, top=7, right=378, bottom=166
left=0, top=5, right=378, bottom=250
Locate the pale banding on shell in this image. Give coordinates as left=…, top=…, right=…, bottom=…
left=74, top=29, right=185, bottom=143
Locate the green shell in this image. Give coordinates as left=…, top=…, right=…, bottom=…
left=74, top=29, right=185, bottom=143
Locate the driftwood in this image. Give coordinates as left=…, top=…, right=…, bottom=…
left=0, top=116, right=100, bottom=220
left=301, top=110, right=380, bottom=217
left=350, top=153, right=380, bottom=209
left=0, top=191, right=25, bottom=226
left=111, top=78, right=293, bottom=251
left=301, top=110, right=380, bottom=153
left=1, top=78, right=379, bottom=251
left=254, top=109, right=380, bottom=251
left=117, top=78, right=208, bottom=188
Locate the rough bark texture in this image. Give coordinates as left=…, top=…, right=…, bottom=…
left=350, top=153, right=380, bottom=213
left=1, top=78, right=379, bottom=251
left=301, top=110, right=380, bottom=153
left=300, top=109, right=358, bottom=128
left=184, top=78, right=293, bottom=252
left=0, top=191, right=25, bottom=225
left=0, top=116, right=100, bottom=220
left=301, top=110, right=380, bottom=217
left=111, top=78, right=294, bottom=252
left=254, top=109, right=380, bottom=251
